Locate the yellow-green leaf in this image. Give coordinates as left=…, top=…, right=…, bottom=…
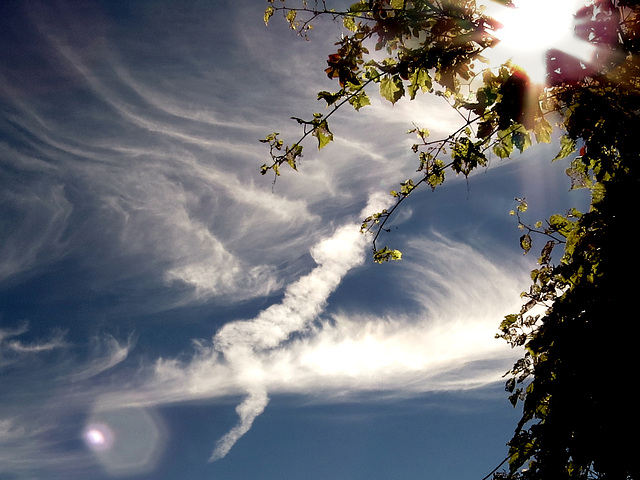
left=380, top=76, right=404, bottom=104
left=534, top=117, right=553, bottom=144
left=373, top=247, right=403, bottom=263
left=313, top=120, right=333, bottom=149
left=343, top=16, right=357, bottom=32
left=264, top=6, right=275, bottom=25
left=553, top=135, right=576, bottom=162
left=348, top=91, right=371, bottom=110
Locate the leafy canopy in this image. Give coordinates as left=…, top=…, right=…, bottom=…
left=262, top=1, right=640, bottom=480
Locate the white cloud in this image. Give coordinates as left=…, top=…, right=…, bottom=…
left=209, top=389, right=269, bottom=462
left=196, top=193, right=391, bottom=459
left=259, top=237, right=527, bottom=396
left=0, top=183, right=72, bottom=281
left=4, top=335, right=67, bottom=353
left=0, top=4, right=540, bottom=475
left=69, top=334, right=134, bottom=382
left=99, top=194, right=528, bottom=461
left=0, top=11, right=328, bottom=305
left=0, top=323, right=69, bottom=368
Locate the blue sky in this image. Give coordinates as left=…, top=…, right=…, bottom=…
left=0, top=1, right=590, bottom=479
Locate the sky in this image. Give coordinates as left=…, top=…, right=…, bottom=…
left=0, top=1, right=592, bottom=479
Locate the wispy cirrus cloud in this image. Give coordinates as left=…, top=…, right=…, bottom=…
left=0, top=2, right=539, bottom=477
left=0, top=16, right=317, bottom=306
left=69, top=334, right=134, bottom=382
left=0, top=182, right=73, bottom=282
left=0, top=322, right=68, bottom=368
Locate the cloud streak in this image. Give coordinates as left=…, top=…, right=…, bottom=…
left=69, top=334, right=134, bottom=382
left=0, top=182, right=72, bottom=281
left=0, top=322, right=68, bottom=368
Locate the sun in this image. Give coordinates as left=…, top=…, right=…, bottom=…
left=484, top=0, right=595, bottom=84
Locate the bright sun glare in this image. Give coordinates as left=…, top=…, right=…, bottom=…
left=485, top=0, right=595, bottom=84
left=83, top=423, right=114, bottom=452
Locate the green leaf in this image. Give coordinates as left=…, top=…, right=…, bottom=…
left=409, top=127, right=430, bottom=140
left=348, top=91, right=371, bottom=110
left=493, top=129, right=516, bottom=158
left=373, top=246, right=403, bottom=263
left=263, top=6, right=275, bottom=25
left=534, top=117, right=553, bottom=144
left=399, top=178, right=415, bottom=196
left=259, top=132, right=279, bottom=144
left=318, top=90, right=343, bottom=106
left=500, top=314, right=519, bottom=332
left=515, top=197, right=528, bottom=213
left=407, top=69, right=432, bottom=99
left=313, top=120, right=333, bottom=149
left=348, top=0, right=369, bottom=13
left=591, top=182, right=606, bottom=203
left=493, top=138, right=513, bottom=158
left=285, top=9, right=297, bottom=27
left=512, top=129, right=532, bottom=153
left=520, top=234, right=532, bottom=254
left=452, top=137, right=487, bottom=175
left=548, top=213, right=574, bottom=237
left=343, top=16, right=358, bottom=32
left=553, top=135, right=576, bottom=161
left=426, top=159, right=445, bottom=189
left=380, top=75, right=404, bottom=104
left=285, top=143, right=303, bottom=169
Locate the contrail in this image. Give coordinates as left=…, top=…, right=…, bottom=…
left=209, top=388, right=269, bottom=462
left=208, top=193, right=390, bottom=461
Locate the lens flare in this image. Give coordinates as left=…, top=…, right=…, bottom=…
left=83, top=405, right=167, bottom=476
left=83, top=423, right=114, bottom=452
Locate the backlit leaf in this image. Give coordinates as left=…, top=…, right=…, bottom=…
left=407, top=69, right=432, bottom=99
left=380, top=76, right=404, bottom=104
left=263, top=6, right=275, bottom=25
left=534, top=117, right=553, bottom=144
left=343, top=16, right=357, bottom=32
left=348, top=91, right=371, bottom=110
left=553, top=135, right=576, bottom=161
left=373, top=247, right=403, bottom=263
left=285, top=9, right=297, bottom=27
left=520, top=234, right=532, bottom=254
left=313, top=120, right=333, bottom=149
